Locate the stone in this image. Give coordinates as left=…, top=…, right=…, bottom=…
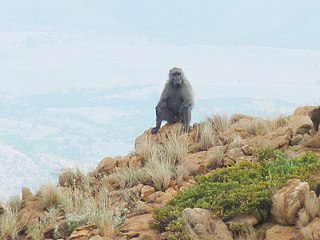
left=95, top=157, right=116, bottom=175
left=128, top=155, right=144, bottom=168
left=303, top=132, right=320, bottom=148
left=296, top=124, right=312, bottom=135
left=141, top=186, right=156, bottom=201
left=68, top=224, right=99, bottom=240
left=241, top=145, right=253, bottom=156
left=253, top=127, right=293, bottom=149
left=120, top=214, right=160, bottom=240
left=265, top=224, right=302, bottom=240
left=271, top=179, right=310, bottom=225
left=226, top=148, right=245, bottom=161
left=290, top=134, right=304, bottom=146
left=182, top=208, right=233, bottom=240
left=154, top=187, right=177, bottom=206
left=229, top=113, right=254, bottom=124
left=182, top=151, right=209, bottom=175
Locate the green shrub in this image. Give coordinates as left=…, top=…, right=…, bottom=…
left=154, top=149, right=320, bottom=238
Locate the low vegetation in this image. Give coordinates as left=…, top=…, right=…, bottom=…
left=154, top=149, right=320, bottom=239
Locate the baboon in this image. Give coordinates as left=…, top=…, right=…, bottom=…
left=151, top=67, right=194, bottom=134
left=309, top=107, right=320, bottom=131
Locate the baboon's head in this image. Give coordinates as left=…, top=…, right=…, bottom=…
left=169, top=67, right=184, bottom=88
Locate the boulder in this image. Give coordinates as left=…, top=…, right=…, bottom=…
left=303, top=132, right=320, bottom=148
left=271, top=179, right=309, bottom=225
left=141, top=186, right=156, bottom=201
left=182, top=151, right=209, bottom=175
left=95, top=157, right=116, bottom=175
left=296, top=124, right=312, bottom=135
left=290, top=134, right=304, bottom=146
left=182, top=208, right=233, bottom=240
left=253, top=127, right=292, bottom=149
left=120, top=214, right=160, bottom=239
left=241, top=145, right=253, bottom=156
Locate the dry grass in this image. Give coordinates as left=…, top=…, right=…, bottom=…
left=135, top=135, right=156, bottom=160
left=7, top=195, right=22, bottom=212
left=38, top=183, right=71, bottom=209
left=296, top=209, right=309, bottom=229
left=271, top=193, right=287, bottom=225
left=230, top=135, right=246, bottom=148
left=146, top=152, right=173, bottom=191
left=108, top=167, right=148, bottom=188
left=207, top=147, right=225, bottom=169
left=161, top=125, right=189, bottom=165
left=175, top=165, right=190, bottom=187
left=28, top=221, right=46, bottom=240
left=304, top=191, right=320, bottom=219
left=300, top=225, right=314, bottom=240
left=198, top=120, right=216, bottom=150
left=198, top=114, right=228, bottom=150
left=0, top=209, right=21, bottom=239
left=59, top=168, right=91, bottom=193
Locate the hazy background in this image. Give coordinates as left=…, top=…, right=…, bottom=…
left=0, top=0, right=320, bottom=201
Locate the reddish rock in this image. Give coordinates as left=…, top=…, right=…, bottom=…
left=141, top=186, right=156, bottom=201
left=182, top=151, right=208, bottom=175
left=95, top=157, right=116, bottom=175
left=120, top=214, right=160, bottom=240
left=293, top=106, right=317, bottom=116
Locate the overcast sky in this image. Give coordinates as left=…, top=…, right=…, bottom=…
left=1, top=0, right=320, bottom=49
left=0, top=1, right=319, bottom=99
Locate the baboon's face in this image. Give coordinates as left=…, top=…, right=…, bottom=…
left=172, top=73, right=182, bottom=87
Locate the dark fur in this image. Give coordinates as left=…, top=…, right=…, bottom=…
left=151, top=67, right=194, bottom=134
left=309, top=107, right=320, bottom=131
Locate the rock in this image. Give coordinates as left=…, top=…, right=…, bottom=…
left=296, top=124, right=312, bottom=135
left=154, top=187, right=177, bottom=206
left=241, top=145, right=253, bottom=156
left=271, top=179, right=310, bottom=225
left=226, top=148, right=245, bottom=161
left=141, top=186, right=156, bottom=201
left=265, top=224, right=302, bottom=240
left=145, top=191, right=164, bottom=203
left=253, top=127, right=293, bottom=149
left=120, top=214, right=160, bottom=240
left=293, top=106, right=317, bottom=116
left=128, top=155, right=144, bottom=168
left=95, top=157, right=116, bottom=175
left=290, top=134, right=304, bottom=146
left=182, top=151, right=209, bottom=175
left=182, top=208, right=233, bottom=240
left=22, top=187, right=33, bottom=201
left=89, top=236, right=106, bottom=240
left=227, top=213, right=260, bottom=227
left=68, top=224, right=99, bottom=240
left=303, top=132, right=320, bottom=148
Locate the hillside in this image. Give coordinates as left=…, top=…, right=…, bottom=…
left=1, top=105, right=320, bottom=240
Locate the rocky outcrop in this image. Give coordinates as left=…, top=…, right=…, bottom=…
left=252, top=127, right=293, bottom=149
